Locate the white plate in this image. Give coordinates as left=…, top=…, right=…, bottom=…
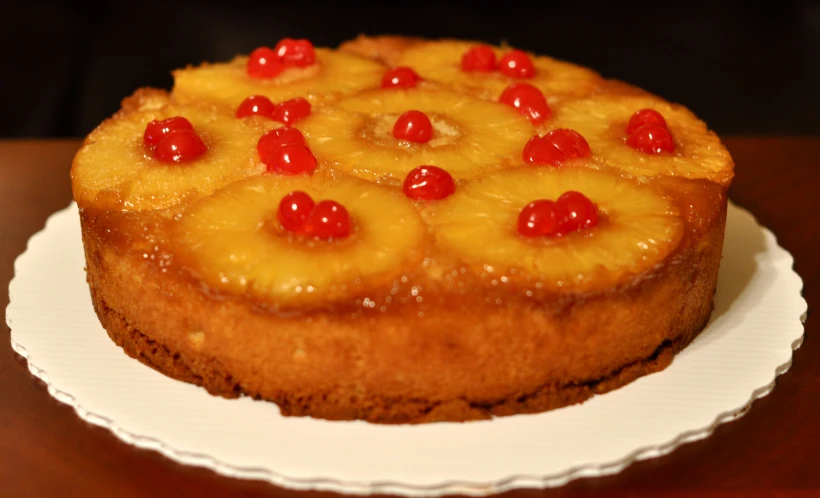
left=7, top=202, right=806, bottom=496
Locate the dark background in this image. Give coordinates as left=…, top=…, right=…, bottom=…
left=4, top=0, right=820, bottom=138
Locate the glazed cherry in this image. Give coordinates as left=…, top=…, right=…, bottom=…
left=461, top=45, right=496, bottom=72
left=277, top=191, right=315, bottom=234
left=381, top=66, right=422, bottom=89
left=626, top=108, right=667, bottom=135
left=236, top=95, right=276, bottom=119
left=402, top=166, right=455, bottom=201
left=272, top=97, right=311, bottom=125
left=247, top=47, right=284, bottom=79
left=143, top=116, right=194, bottom=147
left=153, top=129, right=207, bottom=164
left=499, top=82, right=551, bottom=125
left=264, top=143, right=317, bottom=175
left=304, top=200, right=351, bottom=239
left=523, top=129, right=591, bottom=166
left=393, top=110, right=433, bottom=143
left=257, top=127, right=307, bottom=163
left=557, top=191, right=599, bottom=232
left=274, top=38, right=315, bottom=67
left=499, top=50, right=535, bottom=79
left=518, top=200, right=561, bottom=237
left=626, top=124, right=675, bottom=154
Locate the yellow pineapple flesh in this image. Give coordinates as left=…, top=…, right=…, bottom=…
left=171, top=48, right=385, bottom=111
left=71, top=91, right=264, bottom=212
left=547, top=95, right=734, bottom=187
left=173, top=173, right=426, bottom=307
left=296, top=88, right=533, bottom=182
left=423, top=165, right=684, bottom=293
left=396, top=40, right=603, bottom=102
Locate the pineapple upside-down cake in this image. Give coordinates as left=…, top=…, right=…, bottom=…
left=71, top=35, right=734, bottom=423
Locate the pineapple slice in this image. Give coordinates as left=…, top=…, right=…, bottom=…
left=71, top=90, right=264, bottom=211
left=172, top=48, right=385, bottom=111
left=296, top=88, right=533, bottom=182
left=395, top=40, right=603, bottom=102
left=173, top=173, right=425, bottom=307
left=548, top=95, right=734, bottom=187
left=424, top=166, right=684, bottom=292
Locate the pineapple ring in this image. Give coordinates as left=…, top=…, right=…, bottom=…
left=171, top=49, right=385, bottom=110
left=396, top=40, right=603, bottom=102
left=297, top=89, right=533, bottom=182
left=71, top=93, right=264, bottom=211
left=548, top=95, right=734, bottom=187
left=425, top=166, right=684, bottom=292
left=174, top=173, right=425, bottom=306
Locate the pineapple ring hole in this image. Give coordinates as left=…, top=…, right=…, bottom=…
left=360, top=112, right=463, bottom=148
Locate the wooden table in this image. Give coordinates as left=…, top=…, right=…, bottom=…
left=1, top=138, right=817, bottom=497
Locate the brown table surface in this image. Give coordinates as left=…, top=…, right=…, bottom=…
left=1, top=138, right=817, bottom=498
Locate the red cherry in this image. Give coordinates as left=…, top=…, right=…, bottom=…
left=392, top=110, right=433, bottom=143
left=626, top=124, right=675, bottom=154
left=274, top=38, right=316, bottom=67
left=499, top=82, right=551, bottom=125
left=247, top=47, right=284, bottom=79
left=264, top=143, right=317, bottom=175
left=499, top=50, right=535, bottom=79
left=381, top=66, right=422, bottom=89
left=557, top=191, right=599, bottom=232
left=277, top=191, right=315, bottom=234
left=626, top=108, right=668, bottom=135
left=402, top=166, right=455, bottom=201
left=236, top=95, right=276, bottom=119
left=153, top=129, right=207, bottom=164
left=272, top=97, right=311, bottom=124
left=257, top=127, right=307, bottom=163
left=304, top=200, right=351, bottom=239
left=143, top=116, right=194, bottom=147
left=461, top=45, right=496, bottom=72
left=517, top=200, right=561, bottom=237
left=523, top=129, right=591, bottom=166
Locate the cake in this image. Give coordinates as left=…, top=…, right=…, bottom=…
left=70, top=36, right=733, bottom=424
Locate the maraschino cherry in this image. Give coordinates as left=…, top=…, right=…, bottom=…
left=236, top=95, right=276, bottom=119
left=626, top=108, right=667, bottom=135
left=264, top=143, right=317, bottom=175
left=557, top=191, right=599, bottom=232
left=381, top=66, right=422, bottom=89
left=518, top=191, right=599, bottom=237
left=499, top=82, right=551, bottom=125
left=247, top=47, right=284, bottom=79
left=402, top=166, right=455, bottom=200
left=626, top=123, right=674, bottom=154
left=257, top=127, right=307, bottom=163
left=523, top=129, right=590, bottom=166
left=393, top=110, right=433, bottom=143
left=272, top=97, right=311, bottom=124
left=518, top=200, right=561, bottom=237
left=304, top=200, right=351, bottom=239
left=143, top=116, right=194, bottom=146
left=461, top=45, right=496, bottom=72
left=274, top=38, right=316, bottom=67
left=499, top=50, right=535, bottom=79
left=277, top=191, right=315, bottom=234
left=144, top=117, right=206, bottom=164
left=625, top=108, right=675, bottom=154
left=154, top=130, right=207, bottom=164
